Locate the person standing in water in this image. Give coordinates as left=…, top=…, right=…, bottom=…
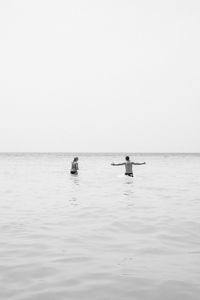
left=111, top=156, right=146, bottom=177
left=70, top=157, right=79, bottom=175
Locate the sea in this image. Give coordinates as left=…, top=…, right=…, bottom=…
left=0, top=153, right=200, bottom=300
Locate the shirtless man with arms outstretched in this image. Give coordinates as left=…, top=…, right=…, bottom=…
left=111, top=156, right=146, bottom=177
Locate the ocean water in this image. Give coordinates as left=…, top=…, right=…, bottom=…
left=0, top=153, right=200, bottom=300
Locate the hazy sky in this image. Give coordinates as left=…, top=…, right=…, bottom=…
left=0, top=0, right=200, bottom=152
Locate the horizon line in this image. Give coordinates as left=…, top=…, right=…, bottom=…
left=0, top=151, right=200, bottom=155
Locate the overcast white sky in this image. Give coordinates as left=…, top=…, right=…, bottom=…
left=0, top=0, right=200, bottom=152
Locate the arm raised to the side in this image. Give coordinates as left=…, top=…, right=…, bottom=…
left=132, top=162, right=146, bottom=165
left=111, top=163, right=125, bottom=166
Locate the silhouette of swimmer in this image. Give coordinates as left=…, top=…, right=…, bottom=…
left=70, top=157, right=79, bottom=175
left=111, top=156, right=146, bottom=177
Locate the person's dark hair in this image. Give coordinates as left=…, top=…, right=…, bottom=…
left=125, top=156, right=130, bottom=161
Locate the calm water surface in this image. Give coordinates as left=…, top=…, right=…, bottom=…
left=0, top=153, right=200, bottom=300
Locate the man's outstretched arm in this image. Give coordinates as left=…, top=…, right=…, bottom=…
left=132, top=162, right=146, bottom=165
left=111, top=163, right=125, bottom=166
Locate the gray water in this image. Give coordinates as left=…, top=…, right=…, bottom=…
left=0, top=153, right=200, bottom=300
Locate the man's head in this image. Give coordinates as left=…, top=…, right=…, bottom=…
left=74, top=157, right=78, bottom=162
left=125, top=156, right=130, bottom=161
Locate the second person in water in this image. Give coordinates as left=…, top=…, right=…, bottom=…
left=111, top=156, right=146, bottom=177
left=70, top=157, right=79, bottom=175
